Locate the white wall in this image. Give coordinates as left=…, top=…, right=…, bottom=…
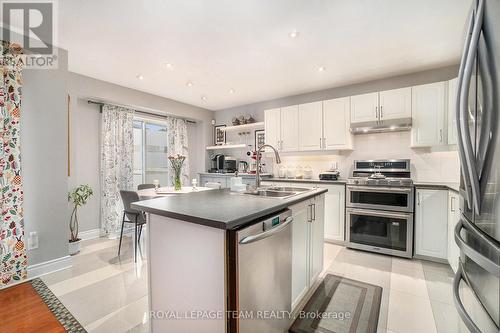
left=214, top=65, right=461, bottom=182
left=22, top=49, right=69, bottom=266
left=68, top=73, right=214, bottom=233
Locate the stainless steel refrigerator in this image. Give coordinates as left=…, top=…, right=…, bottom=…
left=453, top=0, right=500, bottom=332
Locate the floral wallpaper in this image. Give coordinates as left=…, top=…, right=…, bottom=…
left=0, top=41, right=26, bottom=287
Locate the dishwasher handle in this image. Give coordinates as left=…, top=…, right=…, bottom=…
left=239, top=217, right=293, bottom=245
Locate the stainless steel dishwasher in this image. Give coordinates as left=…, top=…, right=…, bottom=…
left=237, top=209, right=293, bottom=333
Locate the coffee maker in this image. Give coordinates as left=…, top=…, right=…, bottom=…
left=209, top=154, right=225, bottom=173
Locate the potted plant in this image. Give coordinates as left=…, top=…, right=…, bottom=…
left=68, top=184, right=93, bottom=255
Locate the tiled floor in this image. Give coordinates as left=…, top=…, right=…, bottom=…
left=41, top=237, right=467, bottom=333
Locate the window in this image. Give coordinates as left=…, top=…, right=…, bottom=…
left=133, top=119, right=169, bottom=188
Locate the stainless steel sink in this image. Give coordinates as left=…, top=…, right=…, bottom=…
left=268, top=186, right=310, bottom=192
left=243, top=186, right=312, bottom=199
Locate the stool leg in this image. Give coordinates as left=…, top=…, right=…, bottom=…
left=134, top=217, right=138, bottom=263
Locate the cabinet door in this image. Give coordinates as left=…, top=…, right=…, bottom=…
left=415, top=189, right=448, bottom=259
left=447, top=191, right=460, bottom=272
left=379, top=87, right=412, bottom=121
left=299, top=102, right=323, bottom=151
left=310, top=195, right=325, bottom=285
left=290, top=200, right=310, bottom=310
left=350, top=92, right=379, bottom=123
left=264, top=108, right=281, bottom=149
left=447, top=78, right=458, bottom=145
left=323, top=97, right=352, bottom=150
left=411, top=82, right=446, bottom=147
left=323, top=185, right=346, bottom=243
left=281, top=105, right=299, bottom=152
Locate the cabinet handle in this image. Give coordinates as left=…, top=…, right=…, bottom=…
left=312, top=203, right=316, bottom=221
left=417, top=193, right=421, bottom=206
left=380, top=106, right=383, bottom=119
left=440, top=129, right=443, bottom=143
left=451, top=197, right=456, bottom=212
left=375, top=106, right=379, bottom=122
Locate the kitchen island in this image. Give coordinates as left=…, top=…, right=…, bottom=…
left=132, top=187, right=327, bottom=333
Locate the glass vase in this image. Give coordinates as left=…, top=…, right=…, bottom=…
left=174, top=170, right=182, bottom=191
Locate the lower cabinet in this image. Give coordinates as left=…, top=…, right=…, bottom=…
left=322, top=185, right=346, bottom=243
left=290, top=194, right=325, bottom=311
left=415, top=189, right=448, bottom=259
left=447, top=191, right=461, bottom=272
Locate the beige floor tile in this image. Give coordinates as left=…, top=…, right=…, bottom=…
left=85, top=296, right=149, bottom=332
left=387, top=289, right=437, bottom=333
left=390, top=266, right=429, bottom=298
left=430, top=299, right=468, bottom=333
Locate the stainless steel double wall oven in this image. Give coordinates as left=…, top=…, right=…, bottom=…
left=346, top=159, right=414, bottom=258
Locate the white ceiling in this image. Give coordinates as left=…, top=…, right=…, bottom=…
left=57, top=0, right=471, bottom=110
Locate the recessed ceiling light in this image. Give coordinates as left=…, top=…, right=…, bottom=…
left=229, top=88, right=235, bottom=94
left=288, top=30, right=300, bottom=38
left=136, top=74, right=144, bottom=80
left=161, top=62, right=173, bottom=69
left=186, top=81, right=194, bottom=87
left=318, top=66, right=326, bottom=72
left=201, top=95, right=207, bottom=101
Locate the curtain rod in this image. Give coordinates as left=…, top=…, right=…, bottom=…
left=87, top=100, right=197, bottom=124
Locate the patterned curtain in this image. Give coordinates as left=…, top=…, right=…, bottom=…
left=0, top=42, right=26, bottom=287
left=100, top=104, right=134, bottom=236
left=166, top=117, right=190, bottom=185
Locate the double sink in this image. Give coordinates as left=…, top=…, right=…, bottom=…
left=244, top=186, right=312, bottom=199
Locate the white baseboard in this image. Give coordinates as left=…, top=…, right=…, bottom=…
left=27, top=255, right=73, bottom=280
left=79, top=228, right=101, bottom=241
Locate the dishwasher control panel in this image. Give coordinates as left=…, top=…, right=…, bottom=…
left=263, top=209, right=291, bottom=231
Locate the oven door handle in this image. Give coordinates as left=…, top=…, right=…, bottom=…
left=347, top=186, right=413, bottom=193
left=346, top=208, right=411, bottom=219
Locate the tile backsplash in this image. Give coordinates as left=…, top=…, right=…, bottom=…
left=267, top=131, right=460, bottom=182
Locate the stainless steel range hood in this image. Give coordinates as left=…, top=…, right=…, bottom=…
left=350, top=117, right=412, bottom=134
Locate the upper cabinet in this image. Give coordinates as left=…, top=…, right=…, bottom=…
left=447, top=78, right=458, bottom=145
left=323, top=97, right=352, bottom=150
left=351, top=88, right=411, bottom=125
left=411, top=81, right=447, bottom=147
left=350, top=92, right=379, bottom=123
left=265, top=98, right=352, bottom=153
left=264, top=108, right=281, bottom=149
left=298, top=102, right=323, bottom=151
left=379, top=87, right=412, bottom=121
left=280, top=105, right=299, bottom=151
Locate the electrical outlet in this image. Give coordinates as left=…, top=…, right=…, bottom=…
left=28, top=231, right=38, bottom=250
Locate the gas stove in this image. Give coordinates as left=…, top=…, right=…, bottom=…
left=346, top=177, right=413, bottom=187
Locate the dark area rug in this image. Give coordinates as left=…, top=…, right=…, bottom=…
left=289, top=274, right=382, bottom=333
left=31, top=278, right=87, bottom=333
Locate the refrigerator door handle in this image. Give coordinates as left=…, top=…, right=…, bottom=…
left=455, top=10, right=476, bottom=210
left=476, top=36, right=498, bottom=203
left=453, top=263, right=485, bottom=333
left=454, top=219, right=500, bottom=277
left=459, top=0, right=485, bottom=213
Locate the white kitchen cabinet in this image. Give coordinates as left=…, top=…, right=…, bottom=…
left=447, top=191, right=461, bottom=272
left=447, top=78, right=458, bottom=145
left=280, top=105, right=299, bottom=152
left=323, top=184, right=346, bottom=243
left=323, top=97, right=353, bottom=150
left=379, top=87, right=412, bottom=121
left=350, top=92, right=379, bottom=123
left=299, top=102, right=323, bottom=151
left=411, top=82, right=447, bottom=147
left=415, top=189, right=448, bottom=260
left=310, top=194, right=325, bottom=285
left=290, top=200, right=309, bottom=310
left=264, top=108, right=281, bottom=149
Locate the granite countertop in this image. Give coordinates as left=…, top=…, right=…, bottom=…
left=132, top=187, right=327, bottom=230
left=413, top=181, right=460, bottom=193
left=264, top=178, right=347, bottom=185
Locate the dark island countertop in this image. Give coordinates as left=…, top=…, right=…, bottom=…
left=131, top=187, right=327, bottom=230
